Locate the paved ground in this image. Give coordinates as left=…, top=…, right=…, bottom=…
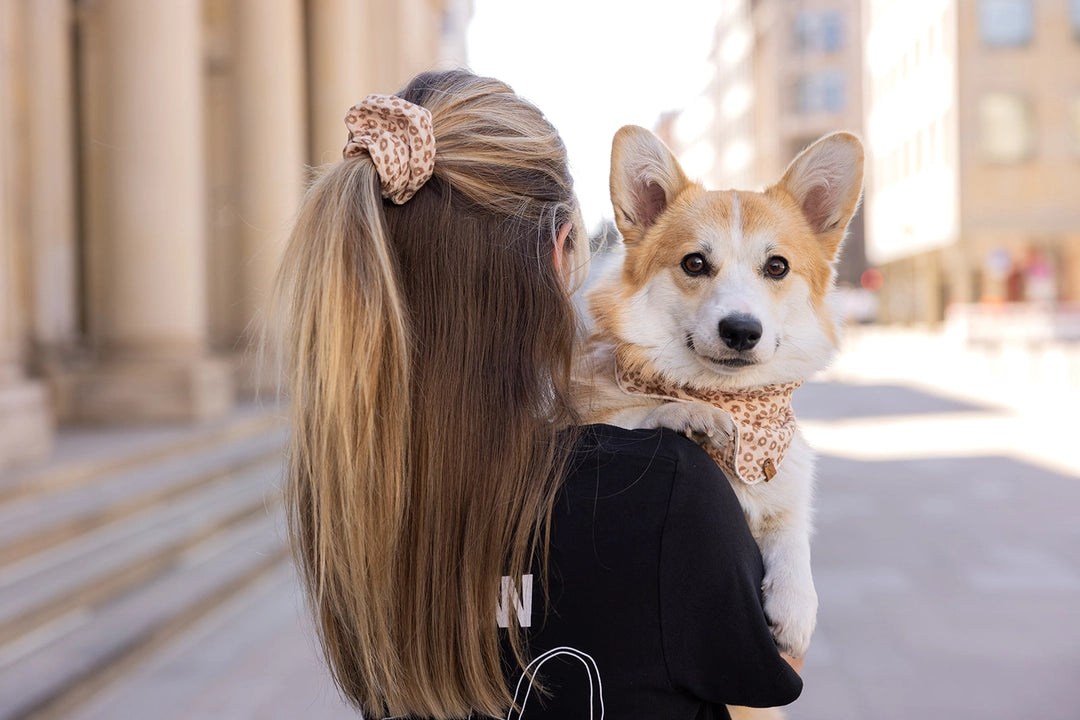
left=66, top=327, right=1080, bottom=719
left=789, top=328, right=1080, bottom=720
left=794, top=404, right=1080, bottom=718
left=66, top=563, right=358, bottom=720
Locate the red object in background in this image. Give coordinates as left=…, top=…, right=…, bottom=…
left=860, top=268, right=884, bottom=292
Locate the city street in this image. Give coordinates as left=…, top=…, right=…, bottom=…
left=56, top=329, right=1080, bottom=720
left=787, top=327, right=1080, bottom=719
left=794, top=385, right=1080, bottom=719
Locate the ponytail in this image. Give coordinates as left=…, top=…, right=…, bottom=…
left=273, top=157, right=410, bottom=708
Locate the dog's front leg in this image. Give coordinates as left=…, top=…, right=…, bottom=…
left=757, top=524, right=817, bottom=659
left=640, top=400, right=734, bottom=450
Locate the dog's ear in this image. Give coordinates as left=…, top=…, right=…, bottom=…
left=773, top=132, right=864, bottom=262
left=609, top=125, right=692, bottom=246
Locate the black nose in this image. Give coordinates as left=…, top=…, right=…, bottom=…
left=718, top=314, right=762, bottom=352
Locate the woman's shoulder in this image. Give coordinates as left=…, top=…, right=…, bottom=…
left=551, top=424, right=739, bottom=571
left=562, top=423, right=764, bottom=606
left=569, top=423, right=723, bottom=470
left=565, top=423, right=741, bottom=511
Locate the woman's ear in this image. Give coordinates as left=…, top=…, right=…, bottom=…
left=552, top=221, right=573, bottom=279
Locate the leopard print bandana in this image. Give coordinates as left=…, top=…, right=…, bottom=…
left=615, top=360, right=802, bottom=485
left=343, top=94, right=436, bottom=204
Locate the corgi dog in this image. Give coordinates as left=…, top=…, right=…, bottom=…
left=576, top=126, right=863, bottom=693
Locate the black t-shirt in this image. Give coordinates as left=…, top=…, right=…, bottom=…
left=496, top=424, right=803, bottom=720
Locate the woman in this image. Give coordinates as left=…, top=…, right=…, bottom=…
left=272, top=69, right=801, bottom=719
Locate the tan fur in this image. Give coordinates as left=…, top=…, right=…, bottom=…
left=578, top=126, right=863, bottom=718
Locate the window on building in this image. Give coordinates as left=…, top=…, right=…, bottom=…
left=820, top=11, right=844, bottom=52
left=822, top=70, right=845, bottom=111
left=794, top=76, right=811, bottom=113
left=978, top=0, right=1033, bottom=47
left=794, top=10, right=844, bottom=53
left=794, top=70, right=846, bottom=114
left=978, top=92, right=1033, bottom=162
left=794, top=12, right=814, bottom=52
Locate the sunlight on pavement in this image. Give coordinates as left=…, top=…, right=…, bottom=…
left=807, top=327, right=1080, bottom=479
left=801, top=410, right=1080, bottom=479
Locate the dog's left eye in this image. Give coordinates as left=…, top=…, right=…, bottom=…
left=765, top=256, right=789, bottom=279
left=681, top=253, right=708, bottom=276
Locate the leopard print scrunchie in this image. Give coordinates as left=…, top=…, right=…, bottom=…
left=343, top=94, right=436, bottom=205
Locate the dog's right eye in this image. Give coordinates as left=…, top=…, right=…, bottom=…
left=681, top=253, right=708, bottom=276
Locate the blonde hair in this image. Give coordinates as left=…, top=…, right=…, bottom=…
left=272, top=70, right=587, bottom=719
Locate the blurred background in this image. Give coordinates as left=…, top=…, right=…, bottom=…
left=0, top=1, right=1078, bottom=719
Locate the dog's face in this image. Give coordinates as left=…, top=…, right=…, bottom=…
left=591, top=127, right=864, bottom=390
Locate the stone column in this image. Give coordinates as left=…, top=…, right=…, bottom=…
left=395, top=0, right=441, bottom=84
left=230, top=0, right=306, bottom=395
left=59, top=0, right=233, bottom=423
left=0, top=221, right=51, bottom=471
left=25, top=0, right=78, bottom=361
left=364, top=1, right=402, bottom=91
left=0, top=0, right=23, bottom=383
left=0, top=0, right=53, bottom=468
left=307, top=0, right=373, bottom=166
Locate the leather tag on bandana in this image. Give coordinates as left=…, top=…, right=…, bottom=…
left=615, top=362, right=801, bottom=485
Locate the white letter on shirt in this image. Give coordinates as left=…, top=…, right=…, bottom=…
left=497, top=574, right=533, bottom=628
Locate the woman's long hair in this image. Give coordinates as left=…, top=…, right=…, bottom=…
left=271, top=70, right=588, bottom=719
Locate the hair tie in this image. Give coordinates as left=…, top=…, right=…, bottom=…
left=343, top=94, right=436, bottom=204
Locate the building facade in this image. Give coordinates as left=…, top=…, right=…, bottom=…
left=665, top=0, right=867, bottom=286
left=863, top=0, right=1080, bottom=322
left=0, top=0, right=471, bottom=470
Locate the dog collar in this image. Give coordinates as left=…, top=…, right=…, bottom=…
left=615, top=360, right=802, bottom=485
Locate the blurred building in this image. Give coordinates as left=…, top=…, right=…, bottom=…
left=663, top=0, right=867, bottom=287
left=0, top=0, right=471, bottom=471
left=863, top=0, right=1080, bottom=323
left=660, top=0, right=759, bottom=189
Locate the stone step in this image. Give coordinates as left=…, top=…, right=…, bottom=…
left=0, top=404, right=291, bottom=720
left=0, top=457, right=282, bottom=647
left=61, top=564, right=358, bottom=720
left=0, top=508, right=288, bottom=720
left=0, top=402, right=283, bottom=505
left=0, top=427, right=285, bottom=568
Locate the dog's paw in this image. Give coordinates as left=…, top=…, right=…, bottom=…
left=643, top=401, right=734, bottom=449
left=762, top=571, right=818, bottom=659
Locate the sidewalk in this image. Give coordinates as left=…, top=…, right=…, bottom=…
left=811, top=325, right=1080, bottom=478
left=824, top=323, right=1080, bottom=414
left=63, top=563, right=357, bottom=720
left=791, top=324, right=1080, bottom=720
